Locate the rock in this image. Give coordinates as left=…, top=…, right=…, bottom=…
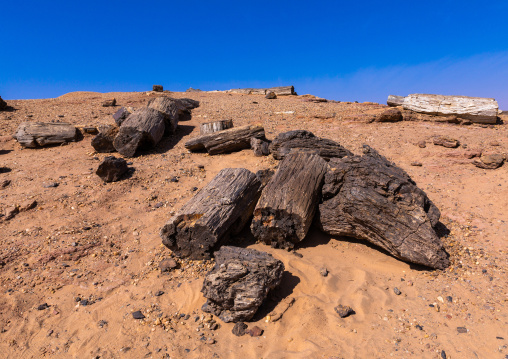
left=393, top=287, right=401, bottom=295
left=433, top=136, right=460, bottom=148
left=91, top=125, right=119, bottom=153
left=417, top=141, right=426, bottom=148
left=410, top=161, right=422, bottom=167
left=14, top=122, right=78, bottom=148
left=37, top=303, right=49, bottom=310
left=201, top=246, right=284, bottom=323
left=375, top=108, right=403, bottom=122
left=96, top=156, right=128, bottom=182
left=0, top=179, right=11, bottom=188
left=265, top=91, right=277, bottom=99
left=186, top=87, right=202, bottom=92
left=200, top=119, right=234, bottom=135
left=132, top=311, right=145, bottom=319
left=102, top=98, right=116, bottom=107
left=320, top=267, right=328, bottom=277
left=473, top=154, right=505, bottom=169
left=19, top=200, right=37, bottom=212
left=251, top=137, right=270, bottom=156
left=446, top=296, right=453, bottom=303
left=42, top=182, right=59, bottom=188
left=153, top=85, right=163, bottom=92
left=387, top=95, right=405, bottom=107
left=0, top=96, right=7, bottom=110
left=317, top=145, right=449, bottom=269
left=4, top=206, right=19, bottom=220
left=159, top=258, right=178, bottom=272
left=154, top=290, right=164, bottom=297
left=456, top=327, right=468, bottom=334
left=232, top=322, right=248, bottom=336
left=247, top=326, right=263, bottom=337
left=334, top=304, right=354, bottom=318
left=113, top=107, right=133, bottom=126
left=440, top=350, right=447, bottom=359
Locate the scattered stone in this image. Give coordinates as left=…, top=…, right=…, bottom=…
left=43, top=182, right=59, bottom=188
left=268, top=297, right=296, bottom=322
left=191, top=186, right=198, bottom=191
left=320, top=267, right=329, bottom=277
left=132, top=311, right=145, bottom=320
left=375, top=108, right=403, bottom=122
left=201, top=246, right=284, bottom=323
left=159, top=258, right=178, bottom=272
left=265, top=91, right=277, bottom=99
left=410, top=161, right=422, bottom=167
left=96, top=156, right=128, bottom=182
left=4, top=206, right=19, bottom=220
left=393, top=287, right=401, bottom=295
left=440, top=350, right=447, bottom=359
left=456, top=327, right=468, bottom=334
left=433, top=136, right=460, bottom=148
left=37, top=303, right=49, bottom=310
left=446, top=296, right=452, bottom=303
left=0, top=179, right=11, bottom=188
left=19, top=200, right=37, bottom=212
left=113, top=107, right=132, bottom=126
left=387, top=95, right=405, bottom=107
left=417, top=141, right=426, bottom=148
left=334, top=304, right=354, bottom=318
left=153, top=85, right=163, bottom=92
left=232, top=322, right=248, bottom=336
left=91, top=125, right=119, bottom=153
left=169, top=176, right=179, bottom=182
left=102, top=98, right=116, bottom=107
left=154, top=291, right=164, bottom=297
left=415, top=324, right=423, bottom=330
left=186, top=87, right=202, bottom=92
left=206, top=338, right=216, bottom=345
left=472, top=154, right=505, bottom=169
left=247, top=326, right=263, bottom=337
left=80, top=299, right=89, bottom=306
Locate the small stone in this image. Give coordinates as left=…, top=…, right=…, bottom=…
left=375, top=108, right=402, bottom=122
left=0, top=179, right=11, bottom=188
left=410, top=161, right=422, bottom=167
left=417, top=141, right=426, bottom=148
left=43, top=182, right=59, bottom=188
left=37, top=303, right=49, bottom=310
left=446, top=296, right=452, bottom=303
left=154, top=290, right=164, bottom=297
left=265, top=91, right=277, bottom=99
left=206, top=338, right=216, bottom=345
left=437, top=296, right=444, bottom=303
left=192, top=187, right=198, bottom=191
left=248, top=326, right=263, bottom=337
left=415, top=325, right=423, bottom=330
left=159, top=258, right=178, bottom=272
left=169, top=177, right=179, bottom=183
left=232, top=322, right=248, bottom=336
left=456, top=327, right=468, bottom=334
left=320, top=267, right=328, bottom=277
left=154, top=202, right=164, bottom=208
left=102, top=98, right=116, bottom=107
left=433, top=136, right=460, bottom=148
left=4, top=206, right=19, bottom=220
left=393, top=287, right=401, bottom=295
left=334, top=304, right=354, bottom=318
left=113, top=107, right=132, bottom=126
left=98, top=320, right=108, bottom=328
left=47, top=329, right=54, bottom=337
left=132, top=311, right=145, bottom=320
left=440, top=350, right=447, bottom=359
left=75, top=296, right=81, bottom=302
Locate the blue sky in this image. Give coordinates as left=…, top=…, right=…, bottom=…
left=1, top=0, right=507, bottom=108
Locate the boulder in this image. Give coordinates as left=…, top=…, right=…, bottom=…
left=95, top=156, right=128, bottom=182
left=112, top=107, right=133, bottom=126
left=91, top=125, right=119, bottom=153
left=201, top=246, right=284, bottom=323
left=375, top=108, right=403, bottom=122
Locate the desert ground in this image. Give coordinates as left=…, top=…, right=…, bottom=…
left=0, top=91, right=506, bottom=359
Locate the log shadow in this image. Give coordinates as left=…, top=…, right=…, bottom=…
left=0, top=150, right=13, bottom=155
left=0, top=106, right=17, bottom=112
left=142, top=124, right=195, bottom=155
left=434, top=221, right=450, bottom=238
left=0, top=167, right=12, bottom=174
left=250, top=270, right=300, bottom=322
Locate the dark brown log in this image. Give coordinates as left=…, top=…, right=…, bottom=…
left=251, top=137, right=270, bottom=156
left=14, top=122, right=78, bottom=148
left=96, top=156, right=128, bottom=182
left=113, top=108, right=165, bottom=157
left=147, top=97, right=200, bottom=134
left=200, top=119, right=234, bottom=135
left=91, top=125, right=118, bottom=153
left=251, top=151, right=327, bottom=249
left=201, top=246, right=284, bottom=323
left=160, top=168, right=262, bottom=259
left=185, top=125, right=266, bottom=155
left=269, top=130, right=352, bottom=161
left=317, top=145, right=449, bottom=269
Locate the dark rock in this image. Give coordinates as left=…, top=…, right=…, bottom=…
left=153, top=85, right=163, bottom=92
left=269, top=130, right=352, bottom=161
left=251, top=137, right=271, bottom=156
left=247, top=326, right=263, bottom=337
left=132, top=311, right=145, bottom=319
left=320, top=267, right=328, bottom=277
left=440, top=350, right=447, bottom=359
left=98, top=320, right=108, bottom=328
left=456, top=327, right=468, bottom=334
left=232, top=322, right=248, bottom=336
left=317, top=145, right=449, bottom=269
left=1, top=179, right=11, bottom=188
left=91, top=125, right=119, bottom=153
left=415, top=324, right=423, bottom=330
left=96, top=156, right=128, bottom=183
left=154, top=290, right=164, bottom=297
left=265, top=91, right=277, bottom=99
left=37, top=303, right=49, bottom=310
left=375, top=108, right=403, bottom=122
left=472, top=154, right=505, bottom=169
left=446, top=296, right=453, bottom=303
left=43, top=182, right=59, bottom=188
left=80, top=299, right=89, bottom=306
left=113, top=107, right=132, bottom=126
left=410, top=161, right=422, bottom=167
left=102, top=98, right=116, bottom=107
left=201, top=246, right=284, bottom=323
left=0, top=96, right=6, bottom=110
left=387, top=95, right=405, bottom=107
left=393, top=287, right=401, bottom=295
left=255, top=169, right=274, bottom=188
left=334, top=304, right=354, bottom=318
left=14, top=122, right=78, bottom=148
left=19, top=200, right=37, bottom=212
left=159, top=258, right=178, bottom=272
left=433, top=136, right=460, bottom=148
left=169, top=176, right=179, bottom=183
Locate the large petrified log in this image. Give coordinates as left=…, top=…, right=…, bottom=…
left=229, top=86, right=296, bottom=96
left=201, top=246, right=284, bottom=323
left=160, top=168, right=262, bottom=259
left=113, top=108, right=165, bottom=157
left=269, top=130, right=352, bottom=161
left=96, top=156, right=128, bottom=182
left=185, top=125, right=266, bottom=155
left=402, top=94, right=498, bottom=124
left=317, top=145, right=449, bottom=269
left=251, top=151, right=327, bottom=249
left=147, top=97, right=198, bottom=134
left=200, top=119, right=234, bottom=135
left=91, top=125, right=118, bottom=153
left=14, top=122, right=78, bottom=148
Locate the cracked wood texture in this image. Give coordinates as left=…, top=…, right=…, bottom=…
left=200, top=119, right=234, bottom=135
left=317, top=145, right=449, bottom=269
left=160, top=168, right=262, bottom=259
left=402, top=94, right=498, bottom=124
left=14, top=122, right=78, bottom=148
left=251, top=151, right=327, bottom=248
left=201, top=246, right=284, bottom=323
left=147, top=96, right=200, bottom=134
left=269, top=130, right=353, bottom=161
left=184, top=125, right=266, bottom=155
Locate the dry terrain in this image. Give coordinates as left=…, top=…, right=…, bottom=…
left=0, top=91, right=507, bottom=359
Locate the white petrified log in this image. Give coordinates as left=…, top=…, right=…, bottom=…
left=402, top=94, right=498, bottom=124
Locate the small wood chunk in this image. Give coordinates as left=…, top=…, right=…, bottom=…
left=96, top=156, right=128, bottom=182
left=14, top=122, right=78, bottom=148
left=200, top=119, right=234, bottom=135
left=160, top=168, right=262, bottom=259
left=113, top=107, right=133, bottom=126
left=251, top=137, right=270, bottom=156
left=251, top=151, right=328, bottom=248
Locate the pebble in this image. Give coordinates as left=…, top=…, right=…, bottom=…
left=393, top=287, right=401, bottom=295
left=37, top=303, right=49, bottom=310
left=159, top=258, right=178, bottom=272
left=410, top=161, right=423, bottom=167
left=319, top=267, right=328, bottom=277
left=456, top=327, right=468, bottom=334
left=42, top=182, right=59, bottom=188
left=0, top=179, right=10, bottom=188
left=232, top=322, right=248, bottom=336
left=446, top=296, right=453, bottom=303
left=247, top=326, right=263, bottom=337
left=192, top=187, right=198, bottom=191
left=440, top=350, right=447, bottom=359
left=334, top=304, right=354, bottom=318
left=98, top=320, right=108, bottom=328
left=417, top=141, right=426, bottom=148
left=132, top=311, right=145, bottom=320
left=154, top=290, right=164, bottom=297
left=206, top=338, right=216, bottom=345
left=80, top=299, right=89, bottom=306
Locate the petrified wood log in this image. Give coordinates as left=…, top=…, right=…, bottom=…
left=146, top=96, right=181, bottom=134
left=229, top=86, right=296, bottom=96
left=91, top=125, right=118, bottom=153
left=269, top=130, right=352, bottom=161
left=113, top=108, right=165, bottom=157
left=251, top=151, right=327, bottom=248
left=160, top=168, right=262, bottom=259
left=14, top=122, right=78, bottom=148
left=402, top=94, right=498, bottom=124
left=95, top=156, right=128, bottom=182
left=185, top=125, right=266, bottom=155
left=200, top=119, right=234, bottom=135
left=201, top=246, right=284, bottom=323
left=113, top=107, right=133, bottom=126
left=387, top=95, right=405, bottom=107
left=251, top=137, right=270, bottom=156
left=317, top=145, right=449, bottom=269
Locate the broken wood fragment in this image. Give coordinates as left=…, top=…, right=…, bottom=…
left=14, top=122, right=78, bottom=148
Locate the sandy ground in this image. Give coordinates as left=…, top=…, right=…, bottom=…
left=0, top=91, right=507, bottom=359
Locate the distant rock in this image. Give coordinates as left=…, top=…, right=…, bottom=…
left=96, top=156, right=128, bottom=182
left=102, top=98, right=116, bottom=107
left=186, top=87, right=202, bottom=92
left=153, top=85, right=163, bottom=92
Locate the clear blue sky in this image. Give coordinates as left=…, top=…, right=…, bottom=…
left=1, top=0, right=508, bottom=108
